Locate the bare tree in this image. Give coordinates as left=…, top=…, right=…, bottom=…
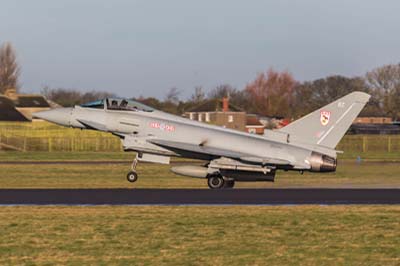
left=190, top=86, right=205, bottom=103
left=165, top=87, right=180, bottom=104
left=293, top=75, right=370, bottom=117
left=245, top=69, right=296, bottom=117
left=207, top=84, right=254, bottom=112
left=366, top=64, right=400, bottom=118
left=0, top=42, right=20, bottom=93
left=41, top=87, right=114, bottom=107
left=366, top=64, right=400, bottom=92
left=208, top=84, right=236, bottom=99
left=81, top=91, right=115, bottom=103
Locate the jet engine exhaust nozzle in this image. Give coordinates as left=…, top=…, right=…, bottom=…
left=309, top=152, right=337, bottom=172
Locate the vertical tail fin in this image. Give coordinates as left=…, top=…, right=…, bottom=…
left=278, top=91, right=370, bottom=148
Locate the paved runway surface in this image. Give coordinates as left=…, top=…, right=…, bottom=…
left=0, top=189, right=399, bottom=205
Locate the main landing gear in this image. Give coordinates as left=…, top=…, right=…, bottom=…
left=207, top=175, right=235, bottom=189
left=127, top=155, right=139, bottom=183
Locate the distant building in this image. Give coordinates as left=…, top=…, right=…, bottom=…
left=354, top=117, right=393, bottom=124
left=0, top=88, right=51, bottom=121
left=349, top=116, right=400, bottom=134
left=184, top=98, right=266, bottom=134
left=184, top=98, right=247, bottom=131
left=349, top=124, right=400, bottom=134
left=245, top=114, right=265, bottom=134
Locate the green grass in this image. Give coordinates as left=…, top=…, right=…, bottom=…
left=0, top=151, right=133, bottom=161
left=0, top=160, right=399, bottom=188
left=0, top=150, right=399, bottom=188
left=0, top=152, right=202, bottom=162
left=0, top=206, right=399, bottom=265
left=338, top=151, right=400, bottom=161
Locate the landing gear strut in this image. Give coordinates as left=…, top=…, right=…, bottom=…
left=127, top=154, right=139, bottom=183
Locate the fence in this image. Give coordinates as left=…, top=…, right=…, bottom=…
left=1, top=121, right=400, bottom=153
left=0, top=121, right=122, bottom=152
left=337, top=135, right=400, bottom=153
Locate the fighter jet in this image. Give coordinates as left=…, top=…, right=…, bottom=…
left=34, top=92, right=370, bottom=189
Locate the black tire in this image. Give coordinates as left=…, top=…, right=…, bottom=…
left=127, top=171, right=138, bottom=183
left=207, top=175, right=225, bottom=189
left=223, top=180, right=235, bottom=189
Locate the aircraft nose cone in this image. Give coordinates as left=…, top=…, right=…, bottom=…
left=33, top=108, right=73, bottom=126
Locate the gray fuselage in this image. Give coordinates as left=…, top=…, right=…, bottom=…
left=69, top=106, right=315, bottom=170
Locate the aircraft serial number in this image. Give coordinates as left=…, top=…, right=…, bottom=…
left=149, top=122, right=175, bottom=132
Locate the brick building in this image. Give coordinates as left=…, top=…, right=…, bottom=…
left=354, top=117, right=393, bottom=124
left=184, top=98, right=247, bottom=131
left=245, top=114, right=265, bottom=134
left=184, top=98, right=266, bottom=134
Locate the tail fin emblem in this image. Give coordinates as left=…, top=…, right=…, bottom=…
left=320, top=111, right=331, bottom=126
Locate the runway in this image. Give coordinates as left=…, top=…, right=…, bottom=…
left=0, top=188, right=399, bottom=205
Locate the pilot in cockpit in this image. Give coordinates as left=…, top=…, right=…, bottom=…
left=111, top=100, right=118, bottom=108
left=120, top=100, right=128, bottom=108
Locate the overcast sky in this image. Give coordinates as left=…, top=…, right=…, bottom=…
left=1, top=0, right=400, bottom=98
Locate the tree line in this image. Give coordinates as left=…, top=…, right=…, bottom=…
left=1, top=42, right=400, bottom=119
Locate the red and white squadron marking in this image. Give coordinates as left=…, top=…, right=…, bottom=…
left=149, top=122, right=176, bottom=132
left=320, top=110, right=331, bottom=126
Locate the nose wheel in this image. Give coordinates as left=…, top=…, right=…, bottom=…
left=127, top=171, right=138, bottom=182
left=127, top=154, right=139, bottom=183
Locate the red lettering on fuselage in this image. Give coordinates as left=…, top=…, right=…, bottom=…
left=149, top=122, right=175, bottom=132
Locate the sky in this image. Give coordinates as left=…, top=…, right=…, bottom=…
left=1, top=0, right=400, bottom=99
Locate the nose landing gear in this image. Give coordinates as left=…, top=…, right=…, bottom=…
left=127, top=155, right=139, bottom=183
left=127, top=171, right=138, bottom=182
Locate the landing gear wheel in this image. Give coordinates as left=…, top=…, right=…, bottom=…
left=127, top=171, right=138, bottom=183
left=223, top=180, right=235, bottom=189
left=207, top=175, right=225, bottom=189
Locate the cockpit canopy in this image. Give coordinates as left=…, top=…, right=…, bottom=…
left=80, top=98, right=154, bottom=112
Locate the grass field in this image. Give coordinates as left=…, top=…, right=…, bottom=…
left=0, top=150, right=399, bottom=188
left=0, top=206, right=399, bottom=265
left=0, top=159, right=399, bottom=189
left=0, top=150, right=399, bottom=265
left=0, top=151, right=134, bottom=161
